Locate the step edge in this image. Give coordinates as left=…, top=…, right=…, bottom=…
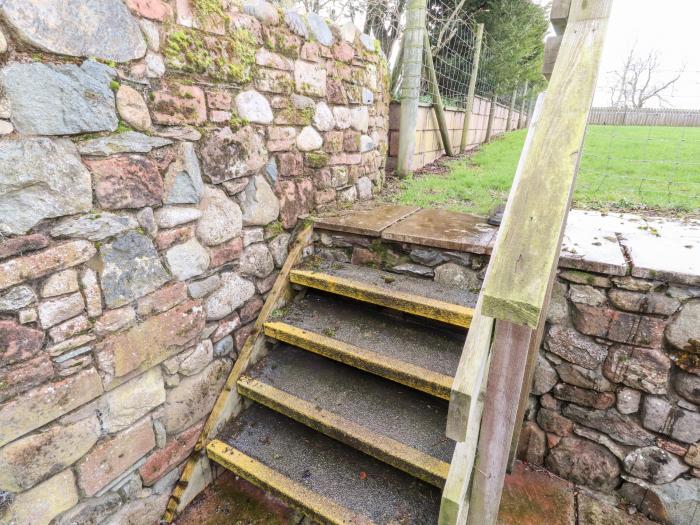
left=206, top=439, right=371, bottom=525
left=290, top=269, right=473, bottom=328
left=237, top=376, right=450, bottom=488
left=264, top=321, right=453, bottom=400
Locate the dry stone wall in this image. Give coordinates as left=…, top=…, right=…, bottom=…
left=314, top=228, right=700, bottom=525
left=0, top=0, right=388, bottom=523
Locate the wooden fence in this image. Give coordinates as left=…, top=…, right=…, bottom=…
left=589, top=107, right=700, bottom=127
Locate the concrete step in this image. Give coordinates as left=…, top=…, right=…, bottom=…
left=290, top=261, right=476, bottom=328
left=209, top=404, right=441, bottom=524
left=238, top=345, right=453, bottom=487
left=265, top=292, right=463, bottom=399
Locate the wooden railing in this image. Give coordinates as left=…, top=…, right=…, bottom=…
left=439, top=1, right=613, bottom=523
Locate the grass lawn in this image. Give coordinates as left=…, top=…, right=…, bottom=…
left=388, top=125, right=700, bottom=216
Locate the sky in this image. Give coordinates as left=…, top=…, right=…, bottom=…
left=544, top=0, right=700, bottom=108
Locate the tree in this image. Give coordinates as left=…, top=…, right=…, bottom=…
left=608, top=48, right=683, bottom=108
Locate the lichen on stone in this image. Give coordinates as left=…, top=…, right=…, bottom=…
left=305, top=151, right=329, bottom=169
left=164, top=27, right=256, bottom=83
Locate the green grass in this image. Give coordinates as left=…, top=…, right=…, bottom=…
left=389, top=125, right=700, bottom=215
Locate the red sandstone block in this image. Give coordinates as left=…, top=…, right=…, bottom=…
left=155, top=225, right=195, bottom=251
left=151, top=86, right=207, bottom=126
left=126, top=0, right=172, bottom=20
left=0, top=234, right=49, bottom=261
left=208, top=237, right=243, bottom=268
left=139, top=421, right=203, bottom=486
left=86, top=155, right=163, bottom=210
left=136, top=282, right=188, bottom=317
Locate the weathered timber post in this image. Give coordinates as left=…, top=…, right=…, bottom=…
left=423, top=31, right=454, bottom=156
left=505, top=86, right=518, bottom=132
left=459, top=23, right=484, bottom=153
left=396, top=0, right=428, bottom=177
left=517, top=80, right=529, bottom=129
left=390, top=34, right=405, bottom=98
left=484, top=89, right=498, bottom=142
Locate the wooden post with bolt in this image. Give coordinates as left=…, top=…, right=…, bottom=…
left=459, top=23, right=484, bottom=153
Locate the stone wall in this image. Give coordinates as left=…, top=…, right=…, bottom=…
left=0, top=1, right=388, bottom=523
left=313, top=215, right=700, bottom=525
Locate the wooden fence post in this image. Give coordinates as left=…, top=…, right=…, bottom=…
left=505, top=86, right=518, bottom=132
left=484, top=90, right=498, bottom=142
left=517, top=80, right=529, bottom=129
left=459, top=23, right=484, bottom=153
left=390, top=34, right=405, bottom=98
left=396, top=0, right=428, bottom=177
left=423, top=31, right=454, bottom=156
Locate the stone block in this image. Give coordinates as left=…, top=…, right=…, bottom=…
left=136, top=282, right=188, bottom=317
left=0, top=234, right=49, bottom=261
left=641, top=396, right=700, bottom=444
left=0, top=354, right=54, bottom=403
left=103, top=368, right=166, bottom=432
left=139, top=421, right=203, bottom=485
left=551, top=383, right=615, bottom=410
left=197, top=186, right=243, bottom=247
left=205, top=273, right=255, bottom=321
left=516, top=421, right=546, bottom=465
left=624, top=446, right=689, bottom=484
left=208, top=237, right=244, bottom=268
left=95, top=300, right=205, bottom=388
left=151, top=85, right=206, bottom=125
left=294, top=59, right=326, bottom=97
left=603, top=344, right=671, bottom=394
left=562, top=404, right=655, bottom=446
left=545, top=436, right=620, bottom=492
left=0, top=368, right=103, bottom=447
left=76, top=417, right=155, bottom=496
left=2, top=469, right=79, bottom=525
left=572, top=303, right=666, bottom=348
left=38, top=291, right=85, bottom=328
left=0, top=320, right=44, bottom=366
left=87, top=155, right=164, bottom=210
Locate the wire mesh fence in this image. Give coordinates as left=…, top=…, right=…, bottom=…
left=576, top=69, right=700, bottom=213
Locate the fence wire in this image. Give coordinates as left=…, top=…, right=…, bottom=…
left=576, top=69, right=700, bottom=213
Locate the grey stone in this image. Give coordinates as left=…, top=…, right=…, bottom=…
left=391, top=263, right=434, bottom=278
left=351, top=106, right=369, bottom=132
left=619, top=477, right=700, bottom=525
left=356, top=176, right=372, bottom=200
left=155, top=206, right=202, bottom=228
left=547, top=280, right=569, bottom=324
left=164, top=142, right=204, bottom=205
left=103, top=368, right=165, bottom=433
left=313, top=101, right=335, bottom=131
left=360, top=33, right=375, bottom=51
left=77, top=132, right=171, bottom=157
left=434, top=263, right=480, bottom=291
left=360, top=135, right=375, bottom=153
left=244, top=228, right=265, bottom=247
left=545, top=436, right=620, bottom=492
left=294, top=60, right=326, bottom=97
left=268, top=234, right=291, bottom=267
left=0, top=0, right=146, bottom=62
left=0, top=286, right=36, bottom=312
left=675, top=371, right=700, bottom=404
left=0, top=138, right=92, bottom=235
left=0, top=121, right=12, bottom=135
left=568, top=284, right=607, bottom=306
left=361, top=87, right=374, bottom=105
left=188, top=275, right=221, bottom=299
left=145, top=51, right=165, bottom=78
left=532, top=354, right=559, bottom=395
left=641, top=396, right=700, bottom=444
left=337, top=185, right=357, bottom=204
left=333, top=106, right=351, bottom=129
left=139, top=19, right=160, bottom=52
left=213, top=335, right=235, bottom=358
left=53, top=493, right=122, bottom=525
left=116, top=85, right=152, bottom=131
left=38, top=292, right=84, bottom=328
left=239, top=175, right=280, bottom=226
left=41, top=270, right=79, bottom=298
left=1, top=61, right=117, bottom=135
left=136, top=208, right=157, bottom=237
left=666, top=299, right=700, bottom=351
left=603, top=345, right=671, bottom=395
left=291, top=94, right=315, bottom=110
left=165, top=238, right=210, bottom=281
left=99, top=231, right=170, bottom=308
left=179, top=341, right=214, bottom=376
left=243, top=0, right=279, bottom=25
left=296, top=126, right=323, bottom=151
left=50, top=212, right=138, bottom=241
left=240, top=244, right=274, bottom=278
left=562, top=405, right=656, bottom=446
left=573, top=425, right=630, bottom=461
left=307, top=13, right=333, bottom=46
left=623, top=446, right=689, bottom=484
left=284, top=9, right=308, bottom=37
left=339, top=22, right=357, bottom=43
left=154, top=126, right=202, bottom=142
left=545, top=325, right=608, bottom=370
left=410, top=248, right=448, bottom=267
left=555, top=362, right=613, bottom=392
left=265, top=159, right=278, bottom=184
left=223, top=178, right=251, bottom=197
left=197, top=187, right=243, bottom=246
left=616, top=387, right=642, bottom=414
left=201, top=126, right=267, bottom=183
left=235, top=90, right=273, bottom=124
left=205, top=272, right=256, bottom=321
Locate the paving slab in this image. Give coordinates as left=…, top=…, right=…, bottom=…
left=313, top=205, right=419, bottom=237
left=621, top=232, right=700, bottom=286
left=560, top=224, right=628, bottom=276
left=381, top=208, right=498, bottom=253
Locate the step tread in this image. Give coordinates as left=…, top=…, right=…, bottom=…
left=244, top=345, right=454, bottom=466
left=213, top=404, right=440, bottom=524
left=291, top=261, right=476, bottom=327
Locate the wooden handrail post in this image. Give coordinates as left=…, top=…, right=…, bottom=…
left=423, top=31, right=454, bottom=156
left=459, top=23, right=484, bottom=153
left=396, top=0, right=427, bottom=177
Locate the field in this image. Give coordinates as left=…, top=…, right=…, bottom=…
left=388, top=125, right=700, bottom=216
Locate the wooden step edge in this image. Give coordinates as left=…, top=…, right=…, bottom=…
left=264, top=321, right=453, bottom=400
left=206, top=440, right=371, bottom=525
left=289, top=269, right=473, bottom=328
left=237, top=376, right=450, bottom=488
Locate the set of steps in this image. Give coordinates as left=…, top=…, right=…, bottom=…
left=205, top=260, right=476, bottom=524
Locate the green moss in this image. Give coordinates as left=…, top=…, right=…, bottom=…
left=109, top=80, right=120, bottom=92
left=306, top=151, right=329, bottom=169
left=265, top=221, right=285, bottom=238
left=164, top=27, right=256, bottom=84
left=115, top=121, right=133, bottom=133
left=229, top=112, right=249, bottom=131
left=277, top=105, right=313, bottom=126
left=192, top=0, right=227, bottom=25
left=263, top=31, right=299, bottom=59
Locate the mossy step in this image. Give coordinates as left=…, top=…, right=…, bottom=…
left=210, top=405, right=440, bottom=524
left=238, top=345, right=453, bottom=488
left=290, top=262, right=476, bottom=328
left=265, top=292, right=463, bottom=399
